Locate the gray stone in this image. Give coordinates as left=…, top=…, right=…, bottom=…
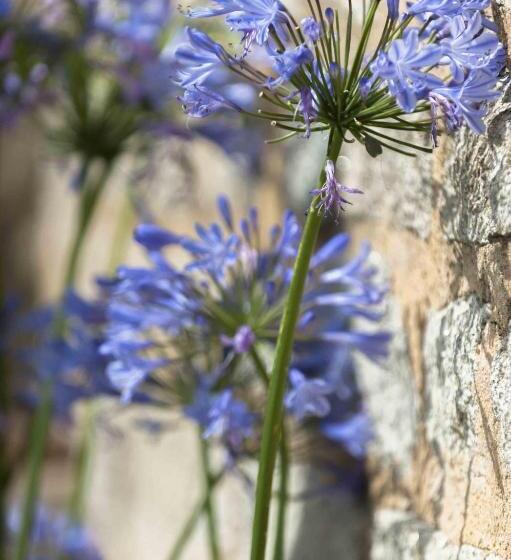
left=423, top=297, right=491, bottom=455
left=372, top=510, right=504, bottom=560
left=489, top=325, right=511, bottom=470
left=440, top=83, right=511, bottom=244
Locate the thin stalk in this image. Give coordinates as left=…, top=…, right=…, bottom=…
left=250, top=128, right=344, bottom=560
left=14, top=156, right=115, bottom=558
left=13, top=381, right=53, bottom=560
left=63, top=160, right=114, bottom=290
left=68, top=401, right=97, bottom=523
left=168, top=471, right=224, bottom=560
left=199, top=436, right=221, bottom=560
left=249, top=349, right=289, bottom=560
left=272, top=424, right=289, bottom=560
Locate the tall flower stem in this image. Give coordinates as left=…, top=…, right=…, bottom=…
left=199, top=434, right=221, bottom=560
left=68, top=401, right=97, bottom=523
left=14, top=157, right=114, bottom=560
left=250, top=128, right=343, bottom=560
left=168, top=470, right=224, bottom=560
left=249, top=348, right=290, bottom=560
left=14, top=380, right=53, bottom=560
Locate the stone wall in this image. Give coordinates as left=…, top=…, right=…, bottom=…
left=344, top=2, right=511, bottom=557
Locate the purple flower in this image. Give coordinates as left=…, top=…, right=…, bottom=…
left=97, top=0, right=170, bottom=45
left=221, top=325, right=256, bottom=353
left=134, top=223, right=181, bottom=251
left=387, top=0, right=400, bottom=19
left=432, top=69, right=501, bottom=133
left=267, top=44, right=314, bottom=89
left=297, top=87, right=317, bottom=138
left=367, top=29, right=443, bottom=111
left=187, top=387, right=255, bottom=449
left=321, top=411, right=372, bottom=458
left=311, top=160, right=363, bottom=214
left=440, top=13, right=500, bottom=83
left=173, top=27, right=228, bottom=87
left=178, top=84, right=243, bottom=118
left=7, top=503, right=102, bottom=559
left=187, top=0, right=289, bottom=50
left=285, top=368, right=333, bottom=421
left=301, top=17, right=322, bottom=43
left=0, top=0, right=10, bottom=18
left=407, top=0, right=490, bottom=19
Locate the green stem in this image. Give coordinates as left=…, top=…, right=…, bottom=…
left=69, top=401, right=97, bottom=523
left=14, top=157, right=115, bottom=559
left=249, top=348, right=290, bottom=560
left=199, top=435, right=221, bottom=560
left=272, top=425, right=289, bottom=560
left=13, top=381, right=53, bottom=560
left=249, top=128, right=344, bottom=560
left=168, top=471, right=224, bottom=560
left=64, top=160, right=113, bottom=290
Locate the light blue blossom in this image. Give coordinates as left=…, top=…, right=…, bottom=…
left=285, top=368, right=333, bottom=421
left=432, top=69, right=501, bottom=133
left=440, top=12, right=500, bottom=83
left=187, top=0, right=289, bottom=50
left=267, top=44, right=314, bottom=89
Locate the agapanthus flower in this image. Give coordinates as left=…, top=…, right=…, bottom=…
left=311, top=160, right=363, bottom=215
left=186, top=0, right=290, bottom=51
left=6, top=503, right=102, bottom=560
left=285, top=368, right=333, bottom=420
left=103, top=196, right=389, bottom=459
left=173, top=0, right=504, bottom=150
left=5, top=291, right=120, bottom=419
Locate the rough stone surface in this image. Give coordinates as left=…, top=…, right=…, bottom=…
left=372, top=510, right=504, bottom=560
left=347, top=3, right=511, bottom=557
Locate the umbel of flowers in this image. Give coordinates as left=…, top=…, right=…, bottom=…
left=103, top=196, right=388, bottom=558
left=170, top=0, right=505, bottom=559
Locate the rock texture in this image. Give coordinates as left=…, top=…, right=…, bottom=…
left=346, top=2, right=511, bottom=558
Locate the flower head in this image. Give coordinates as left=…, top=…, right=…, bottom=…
left=173, top=0, right=503, bottom=151
left=311, top=160, right=363, bottom=215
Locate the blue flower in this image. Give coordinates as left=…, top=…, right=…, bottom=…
left=386, top=0, right=400, bottom=20
left=297, top=87, right=317, bottom=138
left=407, top=0, right=490, bottom=19
left=367, top=29, right=444, bottom=112
left=179, top=84, right=250, bottom=118
left=173, top=27, right=228, bottom=87
left=267, top=44, right=314, bottom=89
left=0, top=0, right=10, bottom=19
left=98, top=0, right=170, bottom=45
left=221, top=325, right=256, bottom=353
left=440, top=13, right=500, bottom=83
left=187, top=0, right=289, bottom=50
left=321, top=411, right=372, bottom=458
left=432, top=69, right=501, bottom=133
left=7, top=503, right=102, bottom=559
left=186, top=387, right=255, bottom=449
left=301, top=16, right=321, bottom=43
left=285, top=368, right=333, bottom=421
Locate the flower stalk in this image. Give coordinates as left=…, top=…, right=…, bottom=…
left=199, top=435, right=222, bottom=560
left=250, top=128, right=344, bottom=560
left=14, top=157, right=114, bottom=559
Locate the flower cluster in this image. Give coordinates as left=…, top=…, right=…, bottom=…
left=6, top=503, right=102, bottom=559
left=102, top=196, right=389, bottom=464
left=5, top=291, right=116, bottom=420
left=0, top=0, right=263, bottom=173
left=173, top=0, right=505, bottom=151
